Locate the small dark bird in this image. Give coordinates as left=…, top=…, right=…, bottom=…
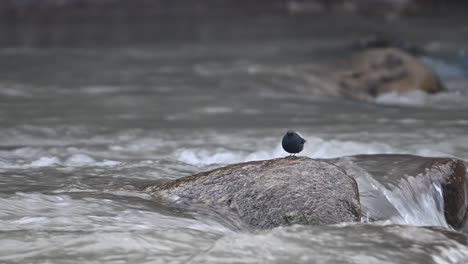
left=282, top=130, right=306, bottom=156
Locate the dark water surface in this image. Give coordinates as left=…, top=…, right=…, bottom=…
left=1, top=12, right=468, bottom=263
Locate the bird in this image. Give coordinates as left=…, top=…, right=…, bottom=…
left=282, top=130, right=306, bottom=157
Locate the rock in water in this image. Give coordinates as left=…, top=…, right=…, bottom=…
left=147, top=157, right=361, bottom=229
left=327, top=48, right=445, bottom=101
left=332, top=154, right=467, bottom=230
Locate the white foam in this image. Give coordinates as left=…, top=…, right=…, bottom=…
left=110, top=138, right=165, bottom=153
left=306, top=137, right=397, bottom=158
left=64, top=154, right=120, bottom=167
left=174, top=133, right=462, bottom=167
left=177, top=149, right=245, bottom=166
left=384, top=178, right=448, bottom=227
left=29, top=156, right=60, bottom=167
left=243, top=140, right=341, bottom=162
left=14, top=216, right=49, bottom=225
left=0, top=154, right=119, bottom=170
left=375, top=89, right=468, bottom=108
left=375, top=90, right=428, bottom=106
left=64, top=154, right=96, bottom=166
left=198, top=107, right=234, bottom=114
left=175, top=136, right=402, bottom=166
left=80, top=86, right=121, bottom=94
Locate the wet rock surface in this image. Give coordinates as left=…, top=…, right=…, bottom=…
left=148, top=154, right=468, bottom=231
left=147, top=157, right=361, bottom=229
left=332, top=154, right=468, bottom=229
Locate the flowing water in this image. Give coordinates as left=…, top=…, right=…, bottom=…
left=1, top=13, right=468, bottom=263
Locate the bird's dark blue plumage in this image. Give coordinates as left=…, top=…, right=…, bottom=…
left=282, top=130, right=306, bottom=156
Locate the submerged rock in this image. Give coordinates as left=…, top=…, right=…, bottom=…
left=332, top=154, right=468, bottom=230
left=146, top=157, right=361, bottom=229
left=326, top=48, right=445, bottom=101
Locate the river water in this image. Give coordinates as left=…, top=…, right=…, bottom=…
left=1, top=13, right=468, bottom=263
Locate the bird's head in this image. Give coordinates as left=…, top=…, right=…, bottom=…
left=286, top=130, right=295, bottom=136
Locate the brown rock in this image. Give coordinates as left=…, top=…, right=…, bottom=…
left=146, top=157, right=361, bottom=229
left=328, top=48, right=445, bottom=101
left=435, top=158, right=468, bottom=229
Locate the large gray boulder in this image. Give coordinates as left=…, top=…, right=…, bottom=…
left=332, top=154, right=468, bottom=230
left=146, top=157, right=361, bottom=229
